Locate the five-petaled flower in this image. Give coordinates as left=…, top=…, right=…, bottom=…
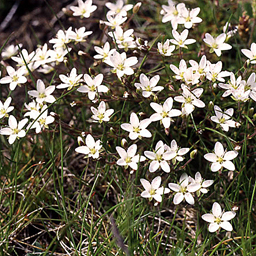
left=140, top=176, right=170, bottom=203
left=75, top=134, right=102, bottom=159
left=202, top=202, right=236, bottom=232
left=121, top=112, right=151, bottom=140
left=204, top=142, right=238, bottom=172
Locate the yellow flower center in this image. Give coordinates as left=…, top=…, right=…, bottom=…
left=39, top=92, right=46, bottom=98
left=13, top=128, right=19, bottom=134
left=117, top=63, right=125, bottom=71
left=215, top=217, right=221, bottom=224
left=133, top=126, right=140, bottom=133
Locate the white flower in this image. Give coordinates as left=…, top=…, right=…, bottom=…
left=179, top=6, right=202, bottom=29
left=91, top=101, right=114, bottom=123
left=33, top=44, right=54, bottom=68
left=170, top=59, right=187, bottom=81
left=49, top=28, right=72, bottom=49
left=121, top=112, right=151, bottom=140
left=157, top=39, right=175, bottom=56
left=230, top=84, right=250, bottom=102
left=77, top=74, right=108, bottom=100
left=204, top=142, right=238, bottom=172
left=203, top=33, right=232, bottom=57
left=206, top=61, right=230, bottom=84
left=11, top=49, right=35, bottom=70
left=49, top=47, right=71, bottom=63
left=218, top=72, right=245, bottom=97
left=174, top=84, right=205, bottom=116
left=134, top=74, right=163, bottom=98
left=27, top=105, right=55, bottom=134
left=183, top=67, right=200, bottom=85
left=116, top=144, right=145, bottom=170
left=68, top=27, right=93, bottom=42
left=105, top=0, right=133, bottom=17
left=168, top=173, right=199, bottom=205
left=189, top=55, right=207, bottom=77
left=241, top=43, right=256, bottom=64
left=1, top=44, right=22, bottom=60
left=94, top=42, right=115, bottom=62
left=28, top=79, right=56, bottom=104
left=211, top=105, right=238, bottom=132
left=105, top=50, right=138, bottom=79
left=188, top=172, right=214, bottom=196
left=202, top=202, right=236, bottom=232
left=140, top=176, right=170, bottom=203
left=70, top=0, right=97, bottom=18
left=24, top=100, right=41, bottom=119
left=103, top=13, right=127, bottom=29
left=170, top=29, right=196, bottom=49
left=150, top=97, right=181, bottom=128
left=144, top=140, right=175, bottom=173
left=165, top=139, right=189, bottom=165
left=0, top=97, right=14, bottom=119
left=161, top=2, right=185, bottom=30
left=75, top=134, right=102, bottom=159
left=0, top=115, right=28, bottom=144
left=0, top=66, right=27, bottom=91
left=108, top=26, right=136, bottom=51
left=57, top=68, right=83, bottom=90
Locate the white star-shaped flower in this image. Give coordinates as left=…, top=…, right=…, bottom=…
left=0, top=115, right=28, bottom=144
left=91, top=101, right=114, bottom=123
left=144, top=140, right=175, bottom=173
left=116, top=144, right=145, bottom=170
left=28, top=79, right=55, bottom=104
left=211, top=105, right=238, bottom=132
left=150, top=97, right=181, bottom=128
left=204, top=142, right=238, bottom=172
left=203, top=33, right=232, bottom=57
left=70, top=0, right=97, bottom=18
left=202, top=202, right=236, bottom=232
left=134, top=74, right=163, bottom=98
left=140, top=176, right=170, bottom=203
left=168, top=173, right=200, bottom=205
left=174, top=84, right=205, bottom=116
left=121, top=112, right=151, bottom=140
left=170, top=29, right=196, bottom=49
left=77, top=74, right=108, bottom=100
left=75, top=134, right=102, bottom=159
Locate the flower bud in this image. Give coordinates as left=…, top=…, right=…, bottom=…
left=133, top=2, right=142, bottom=14
left=249, top=107, right=254, bottom=117
left=208, top=101, right=214, bottom=111
left=77, top=136, right=84, bottom=145
left=190, top=149, right=197, bottom=159
left=121, top=138, right=128, bottom=148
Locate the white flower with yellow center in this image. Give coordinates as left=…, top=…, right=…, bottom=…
left=77, top=74, right=108, bottom=101
left=75, top=134, right=102, bottom=159
left=150, top=97, right=181, bottom=128
left=91, top=101, right=114, bottom=123
left=204, top=142, right=238, bottom=172
left=174, top=84, right=205, bottom=116
left=170, top=29, right=196, bottom=49
left=105, top=50, right=138, bottom=79
left=28, top=79, right=56, bottom=104
left=121, top=112, right=151, bottom=140
left=70, top=0, right=97, bottom=19
left=0, top=115, right=28, bottom=144
left=134, top=73, right=163, bottom=98
left=211, top=105, right=238, bottom=132
left=0, top=66, right=27, bottom=91
left=57, top=68, right=83, bottom=90
left=241, top=42, right=256, bottom=64
left=202, top=202, right=236, bottom=232
left=144, top=140, right=175, bottom=173
left=105, top=0, right=133, bottom=17
left=203, top=33, right=232, bottom=57
left=168, top=173, right=200, bottom=205
left=0, top=97, right=14, bottom=119
left=116, top=144, right=145, bottom=170
left=140, top=176, right=170, bottom=203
